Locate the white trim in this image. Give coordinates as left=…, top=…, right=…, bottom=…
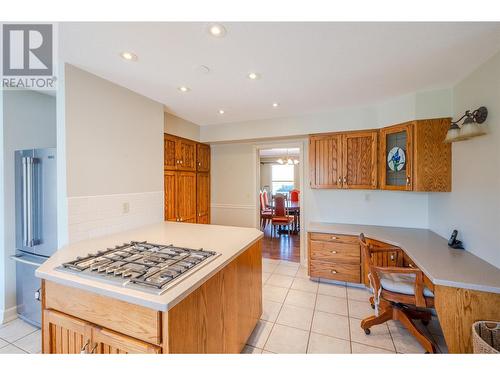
left=67, top=190, right=163, bottom=200
left=0, top=306, right=18, bottom=325
left=210, top=203, right=255, bottom=210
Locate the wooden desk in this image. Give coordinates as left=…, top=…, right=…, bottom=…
left=308, top=222, right=500, bottom=353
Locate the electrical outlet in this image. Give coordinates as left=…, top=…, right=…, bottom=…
left=122, top=202, right=130, bottom=214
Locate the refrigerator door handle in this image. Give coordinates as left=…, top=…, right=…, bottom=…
left=10, top=254, right=45, bottom=267
left=22, top=157, right=30, bottom=247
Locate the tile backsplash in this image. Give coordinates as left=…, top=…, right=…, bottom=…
left=67, top=191, right=163, bottom=243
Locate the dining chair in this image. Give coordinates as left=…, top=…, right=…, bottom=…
left=271, top=194, right=294, bottom=237
left=260, top=191, right=272, bottom=229
left=290, top=189, right=300, bottom=202
left=359, top=233, right=437, bottom=353
left=262, top=189, right=271, bottom=208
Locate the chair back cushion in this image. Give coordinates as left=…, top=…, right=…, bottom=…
left=290, top=190, right=300, bottom=202
left=263, top=190, right=270, bottom=207
left=259, top=192, right=266, bottom=211
left=273, top=194, right=287, bottom=217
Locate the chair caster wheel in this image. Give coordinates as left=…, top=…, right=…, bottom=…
left=371, top=304, right=375, bottom=309
left=421, top=320, right=430, bottom=326
left=364, top=328, right=371, bottom=335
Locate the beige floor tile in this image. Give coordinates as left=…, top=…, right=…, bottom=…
left=262, top=350, right=276, bottom=354
left=311, top=311, right=350, bottom=340
left=295, top=266, right=309, bottom=279
left=264, top=324, right=309, bottom=354
left=346, top=286, right=372, bottom=302
left=387, top=320, right=430, bottom=353
left=291, top=278, right=319, bottom=293
left=0, top=344, right=27, bottom=354
left=262, top=258, right=281, bottom=265
left=262, top=272, right=271, bottom=284
left=318, top=282, right=347, bottom=298
left=280, top=260, right=300, bottom=268
left=351, top=342, right=395, bottom=354
left=277, top=305, right=314, bottom=331
left=284, top=289, right=316, bottom=309
left=263, top=285, right=289, bottom=303
left=274, top=264, right=299, bottom=277
left=266, top=274, right=294, bottom=288
left=349, top=318, right=395, bottom=351
left=0, top=319, right=38, bottom=343
left=348, top=299, right=374, bottom=319
left=241, top=345, right=263, bottom=354
left=261, top=299, right=283, bottom=322
left=247, top=320, right=274, bottom=349
left=307, top=333, right=351, bottom=353
left=263, top=262, right=279, bottom=274
left=315, top=294, right=348, bottom=316
left=14, top=330, right=41, bottom=354
left=0, top=337, right=8, bottom=349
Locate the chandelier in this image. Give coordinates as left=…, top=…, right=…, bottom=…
left=277, top=150, right=299, bottom=165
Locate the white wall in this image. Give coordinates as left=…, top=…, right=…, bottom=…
left=63, top=65, right=165, bottom=243
left=164, top=112, right=200, bottom=141
left=1, top=90, right=56, bottom=323
left=209, top=90, right=451, bottom=234
left=429, top=51, right=500, bottom=268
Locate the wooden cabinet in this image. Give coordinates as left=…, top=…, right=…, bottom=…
left=196, top=173, right=210, bottom=224
left=309, top=130, right=377, bottom=189
left=343, top=131, right=378, bottom=189
left=163, top=134, right=196, bottom=172
left=197, top=143, right=210, bottom=172
left=164, top=133, right=211, bottom=224
left=308, top=232, right=361, bottom=283
left=93, top=326, right=160, bottom=354
left=309, top=134, right=343, bottom=188
left=379, top=118, right=451, bottom=192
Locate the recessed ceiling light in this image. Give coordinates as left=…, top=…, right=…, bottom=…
left=218, top=109, right=225, bottom=115
left=178, top=86, right=190, bottom=93
left=120, top=51, right=138, bottom=61
left=272, top=102, right=279, bottom=108
left=208, top=24, right=226, bottom=37
left=247, top=72, right=260, bottom=80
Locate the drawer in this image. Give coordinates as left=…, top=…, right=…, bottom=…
left=309, top=232, right=358, bottom=244
left=309, top=260, right=360, bottom=283
left=309, top=240, right=360, bottom=264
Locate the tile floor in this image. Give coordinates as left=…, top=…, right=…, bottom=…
left=244, top=257, right=448, bottom=354
left=0, top=257, right=448, bottom=355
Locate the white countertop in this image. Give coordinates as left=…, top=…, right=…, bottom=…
left=36, top=222, right=263, bottom=311
left=308, top=222, right=500, bottom=294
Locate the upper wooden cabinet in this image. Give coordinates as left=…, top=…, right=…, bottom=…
left=343, top=131, right=378, bottom=189
left=310, top=130, right=377, bottom=189
left=309, top=134, right=343, bottom=188
left=379, top=118, right=451, bottom=192
left=197, top=143, right=211, bottom=172
left=164, top=134, right=196, bottom=172
left=310, top=118, right=451, bottom=192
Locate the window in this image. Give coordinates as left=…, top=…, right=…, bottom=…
left=272, top=164, right=294, bottom=194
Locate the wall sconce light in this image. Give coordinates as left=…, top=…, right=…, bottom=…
left=444, top=106, right=488, bottom=143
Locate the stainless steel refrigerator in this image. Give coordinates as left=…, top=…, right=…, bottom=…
left=12, top=148, right=57, bottom=327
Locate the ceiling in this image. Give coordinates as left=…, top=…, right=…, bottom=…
left=259, top=148, right=300, bottom=158
left=59, top=22, right=500, bottom=126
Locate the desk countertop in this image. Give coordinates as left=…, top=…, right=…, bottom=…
left=308, top=222, right=500, bottom=294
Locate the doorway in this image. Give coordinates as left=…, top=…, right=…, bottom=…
left=257, top=146, right=303, bottom=263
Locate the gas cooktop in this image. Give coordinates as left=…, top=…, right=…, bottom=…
left=57, top=241, right=220, bottom=295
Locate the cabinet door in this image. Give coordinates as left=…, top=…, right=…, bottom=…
left=177, top=172, right=197, bottom=223
left=92, top=326, right=160, bottom=354
left=379, top=122, right=413, bottom=190
left=196, top=172, right=210, bottom=224
left=342, top=131, right=378, bottom=189
left=164, top=171, right=177, bottom=222
left=177, top=139, right=196, bottom=171
left=43, top=309, right=92, bottom=354
left=197, top=143, right=211, bottom=172
left=164, top=134, right=178, bottom=171
left=309, top=134, right=343, bottom=188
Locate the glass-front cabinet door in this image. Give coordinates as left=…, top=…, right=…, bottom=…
left=379, top=122, right=413, bottom=191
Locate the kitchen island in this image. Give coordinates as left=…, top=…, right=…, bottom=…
left=36, top=222, right=263, bottom=354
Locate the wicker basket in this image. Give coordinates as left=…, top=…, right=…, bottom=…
left=472, top=321, right=499, bottom=354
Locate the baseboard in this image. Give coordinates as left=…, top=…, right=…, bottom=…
left=0, top=305, right=18, bottom=324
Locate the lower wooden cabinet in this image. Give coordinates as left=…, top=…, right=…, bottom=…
left=164, top=171, right=197, bottom=223
left=308, top=232, right=361, bottom=283
left=196, top=172, right=210, bottom=224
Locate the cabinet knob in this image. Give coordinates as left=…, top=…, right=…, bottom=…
left=180, top=160, right=183, bottom=164
left=331, top=250, right=337, bottom=254
left=343, top=176, right=347, bottom=184
left=406, top=176, right=411, bottom=185
left=90, top=343, right=98, bottom=354
left=338, top=177, right=342, bottom=184
left=80, top=341, right=90, bottom=354
left=331, top=236, right=338, bottom=240
left=331, top=270, right=337, bottom=274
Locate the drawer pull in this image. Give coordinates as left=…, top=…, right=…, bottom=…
left=331, top=270, right=337, bottom=274
left=331, top=236, right=338, bottom=240
left=331, top=250, right=337, bottom=254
